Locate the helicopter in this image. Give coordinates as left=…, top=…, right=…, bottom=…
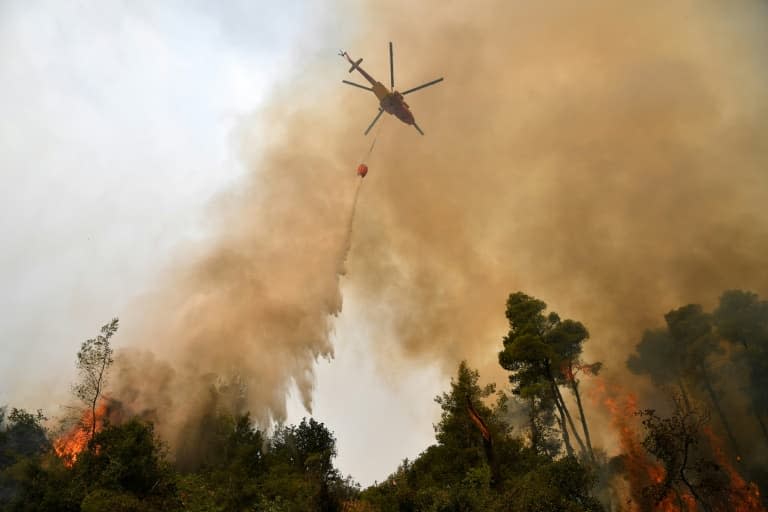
left=339, top=42, right=443, bottom=135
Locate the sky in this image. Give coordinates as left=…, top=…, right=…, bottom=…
left=0, top=0, right=442, bottom=485
left=0, top=0, right=296, bottom=394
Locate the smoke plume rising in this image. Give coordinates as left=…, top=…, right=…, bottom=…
left=114, top=0, right=768, bottom=461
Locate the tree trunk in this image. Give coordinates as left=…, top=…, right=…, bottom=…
left=680, top=435, right=712, bottom=512
left=750, top=399, right=768, bottom=447
left=677, top=378, right=692, bottom=413
left=698, top=368, right=740, bottom=457
left=552, top=381, right=587, bottom=455
left=571, top=379, right=595, bottom=461
left=90, top=398, right=97, bottom=440
left=528, top=397, right=541, bottom=453
left=482, top=437, right=502, bottom=491
left=756, top=413, right=768, bottom=446
left=553, top=395, right=575, bottom=457
left=545, top=362, right=587, bottom=455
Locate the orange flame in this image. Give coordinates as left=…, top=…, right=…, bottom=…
left=591, top=378, right=694, bottom=511
left=702, top=426, right=765, bottom=512
left=53, top=402, right=108, bottom=467
left=561, top=361, right=600, bottom=383
left=561, top=362, right=575, bottom=383
left=592, top=378, right=767, bottom=511
left=467, top=398, right=491, bottom=441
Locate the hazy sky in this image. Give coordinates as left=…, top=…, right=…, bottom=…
left=0, top=0, right=442, bottom=485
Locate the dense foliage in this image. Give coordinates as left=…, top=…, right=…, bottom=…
left=2, top=289, right=767, bottom=510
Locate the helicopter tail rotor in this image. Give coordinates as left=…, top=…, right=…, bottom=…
left=348, top=58, right=363, bottom=73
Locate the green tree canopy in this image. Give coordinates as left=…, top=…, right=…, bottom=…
left=498, top=292, right=598, bottom=459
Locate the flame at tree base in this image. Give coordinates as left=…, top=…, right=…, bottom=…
left=53, top=402, right=109, bottom=468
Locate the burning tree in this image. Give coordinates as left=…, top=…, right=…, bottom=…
left=434, top=362, right=501, bottom=465
left=637, top=398, right=714, bottom=511
left=638, top=396, right=766, bottom=512
left=664, top=305, right=740, bottom=457
left=74, top=318, right=118, bottom=441
left=55, top=318, right=119, bottom=467
left=628, top=305, right=742, bottom=459
left=713, top=290, right=768, bottom=446
left=434, top=361, right=506, bottom=490
left=626, top=294, right=768, bottom=510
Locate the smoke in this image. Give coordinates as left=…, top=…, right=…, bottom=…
left=111, top=93, right=369, bottom=455
left=347, top=0, right=768, bottom=371
left=345, top=0, right=768, bottom=454
left=112, top=0, right=767, bottom=461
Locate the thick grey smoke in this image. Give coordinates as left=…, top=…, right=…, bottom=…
left=113, top=0, right=768, bottom=458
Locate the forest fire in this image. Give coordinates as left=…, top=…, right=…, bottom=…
left=53, top=402, right=108, bottom=468
left=590, top=374, right=768, bottom=511
left=703, top=427, right=764, bottom=512
left=591, top=378, right=694, bottom=511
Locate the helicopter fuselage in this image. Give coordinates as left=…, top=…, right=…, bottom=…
left=345, top=55, right=416, bottom=126
left=378, top=88, right=415, bottom=126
